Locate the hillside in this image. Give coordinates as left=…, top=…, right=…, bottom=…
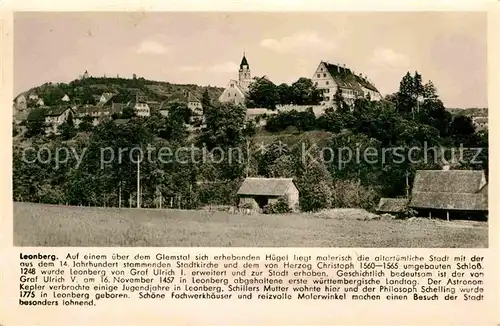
left=446, top=107, right=488, bottom=117
left=15, top=76, right=225, bottom=108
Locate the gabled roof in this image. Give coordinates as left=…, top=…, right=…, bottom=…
left=100, top=92, right=115, bottom=104
left=377, top=198, right=408, bottom=213
left=75, top=105, right=109, bottom=116
left=167, top=91, right=187, bottom=103
left=45, top=105, right=73, bottom=117
left=412, top=170, right=486, bottom=194
left=14, top=92, right=29, bottom=102
left=187, top=92, right=200, bottom=103
left=225, top=79, right=248, bottom=96
left=321, top=61, right=379, bottom=93
left=410, top=170, right=488, bottom=211
left=237, top=177, right=297, bottom=196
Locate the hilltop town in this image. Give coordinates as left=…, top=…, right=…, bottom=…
left=12, top=54, right=488, bottom=221
left=13, top=55, right=487, bottom=137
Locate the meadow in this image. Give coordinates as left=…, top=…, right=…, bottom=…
left=13, top=202, right=488, bottom=247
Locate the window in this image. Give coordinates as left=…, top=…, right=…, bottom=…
left=326, top=81, right=329, bottom=85
left=320, top=68, right=323, bottom=71
left=325, top=96, right=330, bottom=101
left=314, top=82, right=318, bottom=86
left=325, top=88, right=329, bottom=93
left=317, top=74, right=320, bottom=78
left=323, top=73, right=326, bottom=77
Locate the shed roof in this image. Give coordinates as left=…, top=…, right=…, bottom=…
left=410, top=169, right=488, bottom=211
left=237, top=177, right=297, bottom=197
left=412, top=170, right=486, bottom=194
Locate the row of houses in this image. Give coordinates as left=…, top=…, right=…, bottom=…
left=237, top=169, right=488, bottom=221
left=13, top=90, right=205, bottom=135
left=13, top=92, right=71, bottom=112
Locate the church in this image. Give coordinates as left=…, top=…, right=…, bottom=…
left=218, top=54, right=254, bottom=106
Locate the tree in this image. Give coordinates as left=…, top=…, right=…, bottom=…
left=265, top=109, right=317, bottom=133
left=121, top=105, right=136, bottom=119
left=199, top=102, right=246, bottom=149
left=26, top=108, right=46, bottom=137
left=78, top=115, right=94, bottom=132
left=413, top=71, right=424, bottom=99
left=60, top=117, right=76, bottom=140
left=290, top=77, right=322, bottom=105
left=201, top=89, right=211, bottom=109
left=80, top=86, right=97, bottom=105
left=277, top=83, right=293, bottom=105
left=162, top=102, right=190, bottom=143
left=417, top=98, right=452, bottom=138
left=396, top=72, right=416, bottom=115
left=450, top=115, right=477, bottom=146
left=246, top=78, right=279, bottom=109
left=422, top=81, right=439, bottom=100
left=334, top=88, right=349, bottom=113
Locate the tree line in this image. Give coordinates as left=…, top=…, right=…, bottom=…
left=246, top=77, right=323, bottom=109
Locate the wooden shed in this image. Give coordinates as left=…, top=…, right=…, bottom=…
left=409, top=170, right=488, bottom=221
left=237, top=177, right=299, bottom=212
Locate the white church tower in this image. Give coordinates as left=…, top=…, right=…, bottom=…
left=238, top=53, right=252, bottom=92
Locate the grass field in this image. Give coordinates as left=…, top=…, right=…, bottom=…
left=13, top=202, right=488, bottom=247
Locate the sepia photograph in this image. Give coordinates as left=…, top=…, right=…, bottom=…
left=12, top=11, right=489, bottom=248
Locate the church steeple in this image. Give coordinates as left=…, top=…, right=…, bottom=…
left=238, top=52, right=251, bottom=91
left=240, top=52, right=249, bottom=69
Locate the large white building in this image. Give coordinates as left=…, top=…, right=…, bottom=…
left=311, top=61, right=382, bottom=107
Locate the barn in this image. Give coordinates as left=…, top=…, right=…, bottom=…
left=237, top=177, right=299, bottom=212
left=409, top=170, right=488, bottom=221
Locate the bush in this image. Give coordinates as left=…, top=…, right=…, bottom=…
left=263, top=197, right=292, bottom=214
left=332, top=180, right=379, bottom=211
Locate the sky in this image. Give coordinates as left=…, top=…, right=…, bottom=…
left=14, top=11, right=487, bottom=108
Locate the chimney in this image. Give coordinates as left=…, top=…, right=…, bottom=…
left=136, top=92, right=139, bottom=103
